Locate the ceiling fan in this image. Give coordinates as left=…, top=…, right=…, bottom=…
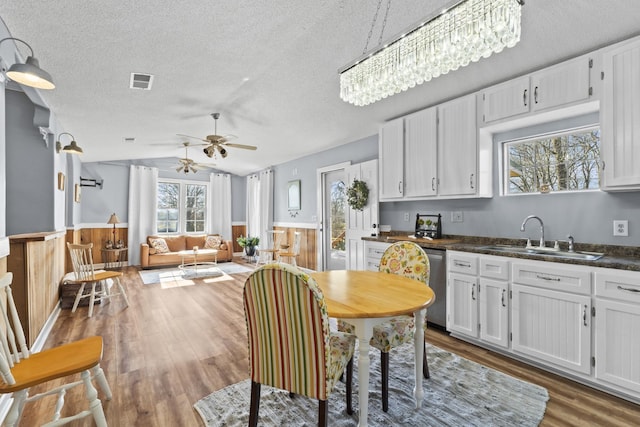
left=175, top=142, right=216, bottom=174
left=178, top=112, right=257, bottom=159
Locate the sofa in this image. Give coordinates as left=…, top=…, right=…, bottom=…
left=140, top=234, right=233, bottom=269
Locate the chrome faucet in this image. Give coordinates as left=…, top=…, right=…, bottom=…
left=567, top=235, right=575, bottom=252
left=521, top=215, right=545, bottom=248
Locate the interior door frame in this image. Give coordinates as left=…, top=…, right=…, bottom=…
left=316, top=162, right=351, bottom=271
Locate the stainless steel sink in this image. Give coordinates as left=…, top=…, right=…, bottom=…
left=478, top=245, right=604, bottom=261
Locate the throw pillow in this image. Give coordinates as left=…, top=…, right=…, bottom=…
left=149, top=237, right=170, bottom=254
left=204, top=235, right=222, bottom=249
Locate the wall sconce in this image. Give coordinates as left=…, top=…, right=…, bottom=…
left=0, top=37, right=55, bottom=90
left=56, top=132, right=84, bottom=154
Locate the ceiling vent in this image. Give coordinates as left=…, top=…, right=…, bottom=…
left=129, top=73, right=154, bottom=90
left=124, top=137, right=136, bottom=144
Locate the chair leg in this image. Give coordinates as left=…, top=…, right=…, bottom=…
left=318, top=399, right=328, bottom=427
left=92, top=364, right=113, bottom=400
left=4, top=389, right=27, bottom=427
left=88, top=282, right=97, bottom=318
left=381, top=351, right=389, bottom=412
left=423, top=342, right=430, bottom=379
left=249, top=381, right=261, bottom=427
left=346, top=357, right=353, bottom=415
left=82, top=369, right=108, bottom=427
left=71, top=283, right=86, bottom=313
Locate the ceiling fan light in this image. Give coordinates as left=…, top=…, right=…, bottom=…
left=217, top=145, right=228, bottom=158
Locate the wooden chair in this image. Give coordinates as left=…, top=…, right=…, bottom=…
left=338, top=241, right=431, bottom=412
left=0, top=272, right=112, bottom=426
left=243, top=263, right=355, bottom=427
left=256, top=230, right=284, bottom=265
left=279, top=231, right=302, bottom=266
left=67, top=242, right=130, bottom=317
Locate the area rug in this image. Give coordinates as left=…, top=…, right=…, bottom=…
left=139, top=262, right=253, bottom=286
left=194, top=342, right=548, bottom=426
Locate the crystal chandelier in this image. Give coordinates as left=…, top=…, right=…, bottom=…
left=339, top=0, right=524, bottom=106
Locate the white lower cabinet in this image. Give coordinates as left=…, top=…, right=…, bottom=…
left=593, top=268, right=640, bottom=396
left=364, top=241, right=391, bottom=271
left=447, top=252, right=509, bottom=348
left=447, top=251, right=640, bottom=403
left=512, top=283, right=592, bottom=375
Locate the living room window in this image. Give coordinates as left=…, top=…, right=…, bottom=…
left=157, top=180, right=207, bottom=233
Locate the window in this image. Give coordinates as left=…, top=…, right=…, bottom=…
left=157, top=180, right=207, bottom=233
left=503, top=126, right=600, bottom=195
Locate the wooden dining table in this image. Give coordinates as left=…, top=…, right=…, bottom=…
left=311, top=270, right=435, bottom=427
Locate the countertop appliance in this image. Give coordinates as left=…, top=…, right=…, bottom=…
left=424, top=247, right=446, bottom=329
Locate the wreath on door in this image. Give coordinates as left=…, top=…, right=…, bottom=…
left=346, top=179, right=369, bottom=211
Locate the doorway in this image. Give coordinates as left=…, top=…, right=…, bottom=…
left=317, top=164, right=347, bottom=271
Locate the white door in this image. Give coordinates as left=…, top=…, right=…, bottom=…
left=447, top=272, right=478, bottom=338
left=345, top=160, right=378, bottom=270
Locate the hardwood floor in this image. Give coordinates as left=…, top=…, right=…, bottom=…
left=22, top=260, right=640, bottom=426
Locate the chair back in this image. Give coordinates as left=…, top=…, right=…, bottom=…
left=379, top=241, right=430, bottom=284
left=243, top=263, right=332, bottom=400
left=67, top=242, right=97, bottom=281
left=0, top=273, right=30, bottom=386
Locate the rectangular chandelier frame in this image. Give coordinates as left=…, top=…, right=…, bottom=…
left=339, top=0, right=524, bottom=106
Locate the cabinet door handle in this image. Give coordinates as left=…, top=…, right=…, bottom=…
left=471, top=284, right=476, bottom=301
left=617, top=285, right=640, bottom=293
left=501, top=289, right=506, bottom=307
left=454, top=261, right=471, bottom=268
left=432, top=177, right=436, bottom=191
left=536, top=274, right=561, bottom=282
left=470, top=173, right=475, bottom=189
left=583, top=305, right=588, bottom=326
left=523, top=89, right=528, bottom=107
left=534, top=86, right=539, bottom=104
left=398, top=181, right=403, bottom=194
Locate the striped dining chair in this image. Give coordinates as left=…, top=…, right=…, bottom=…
left=338, top=241, right=431, bottom=412
left=243, top=263, right=355, bottom=427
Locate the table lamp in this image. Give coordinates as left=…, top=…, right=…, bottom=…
left=107, top=213, right=121, bottom=243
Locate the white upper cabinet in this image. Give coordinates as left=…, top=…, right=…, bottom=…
left=438, top=94, right=478, bottom=197
left=404, top=107, right=438, bottom=198
left=601, top=36, right=640, bottom=190
left=379, top=107, right=438, bottom=201
left=378, top=117, right=404, bottom=199
left=481, top=55, right=594, bottom=125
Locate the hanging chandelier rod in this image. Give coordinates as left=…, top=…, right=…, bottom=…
left=339, top=0, right=524, bottom=74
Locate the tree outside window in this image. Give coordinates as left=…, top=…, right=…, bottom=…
left=157, top=181, right=207, bottom=233
left=505, top=126, right=600, bottom=195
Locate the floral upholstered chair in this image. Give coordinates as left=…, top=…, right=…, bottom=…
left=338, top=241, right=431, bottom=412
left=243, top=263, right=355, bottom=426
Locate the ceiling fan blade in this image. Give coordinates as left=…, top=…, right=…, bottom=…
left=176, top=165, right=184, bottom=172
left=220, top=134, right=238, bottom=141
left=223, top=143, right=258, bottom=150
left=177, top=134, right=208, bottom=143
left=192, top=163, right=215, bottom=171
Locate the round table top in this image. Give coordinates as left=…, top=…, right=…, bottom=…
left=311, top=270, right=435, bottom=319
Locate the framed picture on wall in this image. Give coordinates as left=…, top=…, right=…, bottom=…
left=74, top=184, right=81, bottom=203
left=57, top=172, right=65, bottom=191
left=287, top=180, right=301, bottom=211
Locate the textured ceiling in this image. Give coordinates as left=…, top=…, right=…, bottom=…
left=1, top=1, right=640, bottom=176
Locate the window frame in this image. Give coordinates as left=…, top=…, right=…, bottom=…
left=500, top=124, right=601, bottom=196
left=156, top=178, right=209, bottom=234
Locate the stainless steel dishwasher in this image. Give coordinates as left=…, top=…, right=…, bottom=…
left=424, top=248, right=446, bottom=329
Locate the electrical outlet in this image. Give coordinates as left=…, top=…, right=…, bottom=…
left=403, top=212, right=410, bottom=222
left=451, top=211, right=464, bottom=223
left=613, top=220, right=629, bottom=237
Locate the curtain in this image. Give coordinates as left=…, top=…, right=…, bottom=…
left=127, top=165, right=158, bottom=266
left=209, top=172, right=232, bottom=239
left=246, top=169, right=273, bottom=249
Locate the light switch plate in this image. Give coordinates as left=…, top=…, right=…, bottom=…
left=613, top=220, right=628, bottom=237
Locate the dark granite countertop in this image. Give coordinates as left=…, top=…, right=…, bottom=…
left=363, top=233, right=640, bottom=272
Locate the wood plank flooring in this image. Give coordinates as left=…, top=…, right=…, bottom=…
left=21, top=260, right=640, bottom=426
